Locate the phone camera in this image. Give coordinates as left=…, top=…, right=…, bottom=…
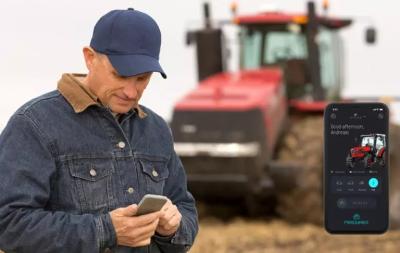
left=378, top=113, right=384, bottom=119
left=330, top=113, right=336, bottom=119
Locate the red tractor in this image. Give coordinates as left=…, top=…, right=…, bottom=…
left=346, top=134, right=386, bottom=169
left=170, top=1, right=375, bottom=223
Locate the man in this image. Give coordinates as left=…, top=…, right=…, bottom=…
left=0, top=8, right=198, bottom=253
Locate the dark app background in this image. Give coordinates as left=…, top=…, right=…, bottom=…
left=324, top=103, right=389, bottom=233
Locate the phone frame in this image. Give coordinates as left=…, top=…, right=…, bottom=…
left=324, top=102, right=389, bottom=234
left=136, top=194, right=168, bottom=216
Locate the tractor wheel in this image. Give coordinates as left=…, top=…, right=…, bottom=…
left=274, top=116, right=324, bottom=225
left=379, top=152, right=386, bottom=167
left=245, top=194, right=275, bottom=217
left=245, top=195, right=262, bottom=217
left=346, top=154, right=354, bottom=169
left=363, top=156, right=370, bottom=168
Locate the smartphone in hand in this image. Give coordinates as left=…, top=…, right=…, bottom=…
left=324, top=103, right=389, bottom=234
left=136, top=194, right=168, bottom=216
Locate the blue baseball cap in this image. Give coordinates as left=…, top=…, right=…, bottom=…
left=90, top=8, right=167, bottom=79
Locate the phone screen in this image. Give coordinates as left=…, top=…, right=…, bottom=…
left=324, top=103, right=389, bottom=233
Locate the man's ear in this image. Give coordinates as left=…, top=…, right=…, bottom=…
left=82, top=46, right=96, bottom=70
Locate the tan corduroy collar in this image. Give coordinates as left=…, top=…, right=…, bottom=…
left=57, top=73, right=147, bottom=119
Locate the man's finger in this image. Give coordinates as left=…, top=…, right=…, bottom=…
left=160, top=199, right=172, bottom=212
left=159, top=211, right=176, bottom=226
left=129, top=218, right=159, bottom=240
left=133, top=211, right=162, bottom=226
left=122, top=204, right=138, bottom=216
left=111, top=204, right=138, bottom=217
left=159, top=205, right=178, bottom=224
left=161, top=212, right=181, bottom=231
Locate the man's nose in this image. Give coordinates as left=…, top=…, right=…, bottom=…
left=123, top=82, right=138, bottom=99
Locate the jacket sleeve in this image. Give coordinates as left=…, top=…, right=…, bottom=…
left=0, top=113, right=116, bottom=253
left=153, top=148, right=199, bottom=253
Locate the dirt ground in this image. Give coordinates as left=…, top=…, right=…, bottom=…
left=190, top=217, right=400, bottom=253
left=1, top=220, right=399, bottom=253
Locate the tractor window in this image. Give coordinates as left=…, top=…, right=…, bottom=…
left=241, top=29, right=262, bottom=69
left=376, top=136, right=385, bottom=150
left=318, top=28, right=340, bottom=97
left=361, top=136, right=374, bottom=147
left=264, top=31, right=307, bottom=64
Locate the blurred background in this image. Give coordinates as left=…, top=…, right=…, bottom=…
left=1, top=0, right=400, bottom=252
left=1, top=0, right=400, bottom=126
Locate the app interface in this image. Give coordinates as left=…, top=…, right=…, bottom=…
left=324, top=103, right=388, bottom=233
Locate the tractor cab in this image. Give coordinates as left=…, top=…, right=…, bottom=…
left=185, top=2, right=361, bottom=113
left=347, top=134, right=386, bottom=168
left=360, top=134, right=386, bottom=154
left=237, top=11, right=352, bottom=105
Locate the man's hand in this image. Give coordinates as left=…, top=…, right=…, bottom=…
left=110, top=204, right=161, bottom=247
left=156, top=199, right=182, bottom=237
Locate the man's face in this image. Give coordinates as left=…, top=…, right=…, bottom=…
left=83, top=48, right=152, bottom=114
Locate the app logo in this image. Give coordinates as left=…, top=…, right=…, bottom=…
left=344, top=213, right=369, bottom=225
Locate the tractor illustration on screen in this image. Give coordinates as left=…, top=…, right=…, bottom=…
left=346, top=134, right=386, bottom=169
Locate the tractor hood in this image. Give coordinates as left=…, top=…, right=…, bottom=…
left=174, top=68, right=283, bottom=111
left=350, top=146, right=371, bottom=158
left=352, top=146, right=372, bottom=152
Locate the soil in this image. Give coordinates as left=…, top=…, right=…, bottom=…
left=190, top=217, right=400, bottom=253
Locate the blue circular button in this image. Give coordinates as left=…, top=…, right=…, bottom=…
left=369, top=177, right=379, bottom=188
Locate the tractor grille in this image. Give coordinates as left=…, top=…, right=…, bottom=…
left=170, top=109, right=266, bottom=143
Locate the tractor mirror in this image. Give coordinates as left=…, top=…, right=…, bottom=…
left=186, top=31, right=196, bottom=46
left=365, top=27, right=377, bottom=44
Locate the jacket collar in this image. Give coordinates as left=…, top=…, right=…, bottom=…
left=57, top=73, right=147, bottom=118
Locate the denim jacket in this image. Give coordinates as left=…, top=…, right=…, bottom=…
left=0, top=74, right=198, bottom=253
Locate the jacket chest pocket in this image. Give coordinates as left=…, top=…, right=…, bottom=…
left=137, top=157, right=169, bottom=195
left=69, top=158, right=115, bottom=213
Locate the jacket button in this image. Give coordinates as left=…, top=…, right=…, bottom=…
left=127, top=187, right=135, bottom=194
left=89, top=168, right=97, bottom=177
left=152, top=169, right=158, bottom=177
left=117, top=141, right=126, bottom=149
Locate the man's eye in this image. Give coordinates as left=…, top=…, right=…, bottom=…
left=113, top=72, right=127, bottom=79
left=139, top=75, right=151, bottom=81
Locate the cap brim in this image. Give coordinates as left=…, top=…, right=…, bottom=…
left=107, top=54, right=167, bottom=79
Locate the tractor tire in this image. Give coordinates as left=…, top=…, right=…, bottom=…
left=274, top=116, right=324, bottom=225
left=363, top=156, right=369, bottom=169
left=346, top=154, right=354, bottom=169
left=379, top=152, right=386, bottom=167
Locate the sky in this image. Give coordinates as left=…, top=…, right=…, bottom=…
left=1, top=0, right=399, bottom=130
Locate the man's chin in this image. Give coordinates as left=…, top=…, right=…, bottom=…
left=109, top=105, right=133, bottom=114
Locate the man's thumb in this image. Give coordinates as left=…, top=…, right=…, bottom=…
left=119, top=204, right=138, bottom=216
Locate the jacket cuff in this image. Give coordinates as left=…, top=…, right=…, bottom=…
left=153, top=218, right=192, bottom=252
left=94, top=213, right=117, bottom=252
left=171, top=221, right=188, bottom=245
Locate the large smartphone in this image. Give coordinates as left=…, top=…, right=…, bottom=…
left=324, top=103, right=389, bottom=234
left=136, top=194, right=168, bottom=216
